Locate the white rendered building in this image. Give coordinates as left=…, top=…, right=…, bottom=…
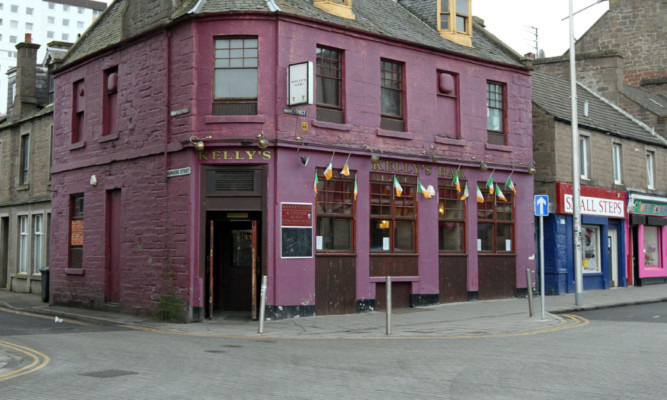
left=0, top=0, right=106, bottom=115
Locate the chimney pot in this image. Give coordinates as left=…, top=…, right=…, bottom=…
left=25, top=33, right=32, bottom=43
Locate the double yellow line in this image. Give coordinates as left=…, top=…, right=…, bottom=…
left=0, top=340, right=50, bottom=382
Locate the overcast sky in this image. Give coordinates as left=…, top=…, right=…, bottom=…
left=99, top=0, right=609, bottom=58
left=473, top=0, right=610, bottom=57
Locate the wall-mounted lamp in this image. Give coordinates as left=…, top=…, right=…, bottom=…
left=296, top=137, right=309, bottom=166
left=371, top=153, right=380, bottom=163
left=479, top=161, right=488, bottom=172
left=528, top=165, right=536, bottom=175
left=430, top=154, right=439, bottom=163
left=257, top=131, right=269, bottom=149
left=189, top=135, right=212, bottom=152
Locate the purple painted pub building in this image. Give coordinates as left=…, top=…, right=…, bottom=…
left=50, top=0, right=535, bottom=321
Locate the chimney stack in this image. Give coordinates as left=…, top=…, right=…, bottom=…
left=11, top=37, right=40, bottom=120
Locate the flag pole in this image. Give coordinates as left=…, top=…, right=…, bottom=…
left=569, top=0, right=584, bottom=306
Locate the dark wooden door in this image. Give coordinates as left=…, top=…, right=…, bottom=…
left=315, top=255, right=356, bottom=315
left=105, top=189, right=121, bottom=303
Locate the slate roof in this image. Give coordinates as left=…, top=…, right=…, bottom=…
left=621, top=84, right=667, bottom=118
left=532, top=70, right=667, bottom=146
left=60, top=0, right=525, bottom=68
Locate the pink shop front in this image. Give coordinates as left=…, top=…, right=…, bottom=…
left=186, top=144, right=536, bottom=321
left=628, top=194, right=667, bottom=286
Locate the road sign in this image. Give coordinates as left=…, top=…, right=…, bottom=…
left=535, top=195, right=549, bottom=217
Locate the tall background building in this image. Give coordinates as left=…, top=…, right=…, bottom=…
left=0, top=0, right=107, bottom=115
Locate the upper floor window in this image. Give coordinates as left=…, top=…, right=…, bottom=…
left=63, top=5, right=70, bottom=11
left=313, top=0, right=355, bottom=20
left=78, top=7, right=85, bottom=14
left=10, top=4, right=17, bottom=12
left=26, top=7, right=33, bottom=15
left=439, top=0, right=472, bottom=47
left=48, top=2, right=55, bottom=9
left=213, top=37, right=258, bottom=116
left=48, top=16, right=55, bottom=24
left=316, top=168, right=355, bottom=252
left=10, top=20, right=18, bottom=28
left=19, top=134, right=29, bottom=185
left=63, top=19, right=70, bottom=27
left=646, top=150, right=655, bottom=189
left=103, top=67, right=119, bottom=137
left=316, top=46, right=344, bottom=124
left=25, top=22, right=33, bottom=31
left=380, top=59, right=405, bottom=132
left=77, top=21, right=84, bottom=29
left=612, top=143, right=622, bottom=185
left=580, top=136, right=590, bottom=180
left=370, top=173, right=416, bottom=252
left=437, top=71, right=459, bottom=139
left=72, top=79, right=85, bottom=144
left=486, top=81, right=506, bottom=145
left=477, top=183, right=514, bottom=253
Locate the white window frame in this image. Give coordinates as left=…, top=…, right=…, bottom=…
left=18, top=215, right=28, bottom=274
left=646, top=150, right=655, bottom=189
left=33, top=214, right=43, bottom=274
left=612, top=143, right=622, bottom=184
left=580, top=136, right=590, bottom=180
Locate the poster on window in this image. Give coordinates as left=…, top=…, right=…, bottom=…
left=581, top=225, right=601, bottom=273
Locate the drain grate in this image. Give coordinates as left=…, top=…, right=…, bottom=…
left=205, top=350, right=226, bottom=353
left=80, top=369, right=138, bottom=379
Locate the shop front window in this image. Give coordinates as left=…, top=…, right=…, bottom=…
left=316, top=169, right=355, bottom=252
left=643, top=226, right=660, bottom=267
left=582, top=225, right=601, bottom=273
left=370, top=173, right=416, bottom=252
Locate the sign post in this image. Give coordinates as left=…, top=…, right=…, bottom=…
left=534, top=195, right=549, bottom=320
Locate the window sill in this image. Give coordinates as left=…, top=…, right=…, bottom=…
left=17, top=184, right=29, bottom=191
left=435, top=136, right=464, bottom=146
left=485, top=143, right=512, bottom=152
left=369, top=276, right=418, bottom=282
left=204, top=115, right=266, bottom=124
left=99, top=133, right=119, bottom=143
left=15, top=273, right=28, bottom=279
left=70, top=141, right=86, bottom=150
left=312, top=120, right=352, bottom=131
left=376, top=128, right=414, bottom=140
left=66, top=268, right=85, bottom=276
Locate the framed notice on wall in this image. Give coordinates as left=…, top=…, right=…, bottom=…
left=281, top=203, right=313, bottom=258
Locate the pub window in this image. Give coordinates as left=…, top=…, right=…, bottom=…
left=69, top=194, right=84, bottom=269
left=370, top=173, right=416, bottom=252
left=477, top=183, right=513, bottom=253
left=213, top=36, right=258, bottom=116
left=316, top=169, right=355, bottom=252
left=380, top=59, right=405, bottom=132
left=316, top=46, right=344, bottom=124
left=439, top=182, right=465, bottom=252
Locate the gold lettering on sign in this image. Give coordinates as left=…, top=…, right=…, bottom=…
left=197, top=149, right=272, bottom=162
left=368, top=160, right=435, bottom=176
left=438, top=166, right=466, bottom=179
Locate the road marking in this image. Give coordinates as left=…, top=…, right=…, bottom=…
left=0, top=340, right=50, bottom=382
left=119, top=314, right=590, bottom=340
left=0, top=306, right=90, bottom=326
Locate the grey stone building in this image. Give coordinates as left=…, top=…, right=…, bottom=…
left=0, top=38, right=67, bottom=293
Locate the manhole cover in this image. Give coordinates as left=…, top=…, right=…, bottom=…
left=80, top=369, right=138, bottom=378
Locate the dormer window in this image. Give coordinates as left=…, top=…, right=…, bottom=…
left=438, top=0, right=472, bottom=47
left=313, top=0, right=355, bottom=20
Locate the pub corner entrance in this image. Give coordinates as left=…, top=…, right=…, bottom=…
left=205, top=212, right=261, bottom=320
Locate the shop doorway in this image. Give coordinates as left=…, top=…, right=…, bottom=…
left=205, top=212, right=260, bottom=320
left=608, top=227, right=619, bottom=287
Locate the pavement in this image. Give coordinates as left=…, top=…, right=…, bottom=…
left=1, top=284, right=666, bottom=340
